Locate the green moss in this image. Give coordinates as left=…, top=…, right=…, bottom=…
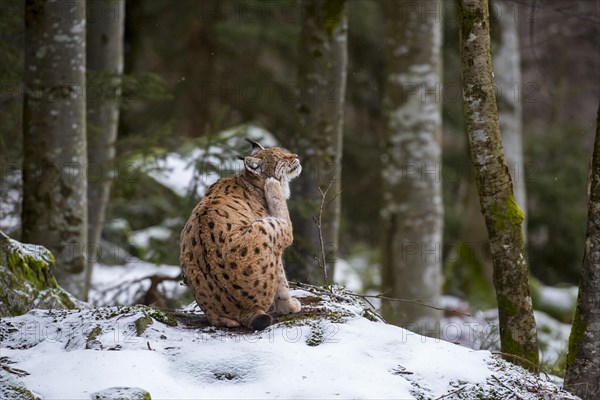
left=146, top=308, right=177, bottom=327
left=461, top=8, right=476, bottom=36
left=489, top=195, right=524, bottom=232
left=279, top=310, right=321, bottom=326
left=87, top=325, right=103, bottom=342
left=566, top=306, right=586, bottom=367
left=6, top=386, right=39, bottom=400
left=305, top=323, right=325, bottom=347
left=1, top=232, right=78, bottom=317
left=135, top=315, right=154, bottom=336
left=321, top=0, right=345, bottom=38
left=497, top=294, right=519, bottom=317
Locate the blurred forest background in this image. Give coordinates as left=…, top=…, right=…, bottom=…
left=0, top=0, right=599, bottom=374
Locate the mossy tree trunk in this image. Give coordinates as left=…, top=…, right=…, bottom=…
left=564, top=100, right=600, bottom=399
left=490, top=0, right=527, bottom=241
left=86, top=0, right=125, bottom=300
left=22, top=0, right=88, bottom=299
left=289, top=0, right=347, bottom=284
left=457, top=0, right=539, bottom=371
left=380, top=0, right=444, bottom=328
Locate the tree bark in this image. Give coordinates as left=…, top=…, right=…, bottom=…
left=380, top=0, right=444, bottom=327
left=289, top=0, right=347, bottom=284
left=22, top=0, right=88, bottom=299
left=457, top=0, right=539, bottom=371
left=564, top=100, right=600, bottom=400
left=86, top=0, right=125, bottom=300
left=491, top=0, right=527, bottom=241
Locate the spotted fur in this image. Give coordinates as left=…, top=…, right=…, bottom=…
left=180, top=141, right=302, bottom=330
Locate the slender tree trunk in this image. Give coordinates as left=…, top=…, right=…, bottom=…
left=380, top=0, right=444, bottom=328
left=22, top=0, right=88, bottom=298
left=457, top=0, right=539, bottom=371
left=564, top=100, right=600, bottom=400
left=86, top=0, right=125, bottom=299
left=289, top=0, right=347, bottom=284
left=491, top=0, right=527, bottom=241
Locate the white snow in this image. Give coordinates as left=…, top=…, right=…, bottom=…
left=131, top=225, right=173, bottom=249
left=0, top=288, right=575, bottom=400
left=332, top=258, right=363, bottom=292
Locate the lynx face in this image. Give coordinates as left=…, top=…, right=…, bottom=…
left=243, top=144, right=302, bottom=199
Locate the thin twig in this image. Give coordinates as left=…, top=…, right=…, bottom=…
left=434, top=385, right=468, bottom=400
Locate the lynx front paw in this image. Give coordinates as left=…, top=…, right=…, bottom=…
left=264, top=177, right=283, bottom=196
left=274, top=297, right=301, bottom=315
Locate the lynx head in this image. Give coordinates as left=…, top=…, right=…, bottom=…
left=242, top=139, right=301, bottom=198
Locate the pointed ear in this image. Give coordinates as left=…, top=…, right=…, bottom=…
left=244, top=156, right=263, bottom=175
left=245, top=138, right=264, bottom=155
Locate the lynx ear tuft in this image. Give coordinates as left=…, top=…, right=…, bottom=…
left=245, top=138, right=265, bottom=155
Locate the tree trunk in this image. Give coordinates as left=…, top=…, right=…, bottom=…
left=22, top=0, right=88, bottom=299
left=457, top=0, right=539, bottom=371
left=380, top=0, right=444, bottom=328
left=564, top=100, right=600, bottom=400
left=86, top=0, right=125, bottom=299
left=289, top=0, right=347, bottom=284
left=491, top=0, right=527, bottom=241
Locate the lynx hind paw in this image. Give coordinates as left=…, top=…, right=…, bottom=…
left=275, top=297, right=301, bottom=315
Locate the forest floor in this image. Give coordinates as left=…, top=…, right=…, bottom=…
left=1, top=285, right=578, bottom=400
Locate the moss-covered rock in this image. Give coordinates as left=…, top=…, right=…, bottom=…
left=0, top=231, right=79, bottom=317
left=0, top=370, right=41, bottom=400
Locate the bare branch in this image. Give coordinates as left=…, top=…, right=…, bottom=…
left=347, top=292, right=472, bottom=318
left=314, top=177, right=337, bottom=283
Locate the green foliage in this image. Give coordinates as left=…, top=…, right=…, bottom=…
left=565, top=305, right=586, bottom=369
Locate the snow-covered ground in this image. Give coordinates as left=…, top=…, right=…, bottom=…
left=0, top=287, right=577, bottom=400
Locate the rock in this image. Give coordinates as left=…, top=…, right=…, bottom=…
left=0, top=231, right=79, bottom=317
left=91, top=387, right=151, bottom=400
left=0, top=370, right=41, bottom=400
